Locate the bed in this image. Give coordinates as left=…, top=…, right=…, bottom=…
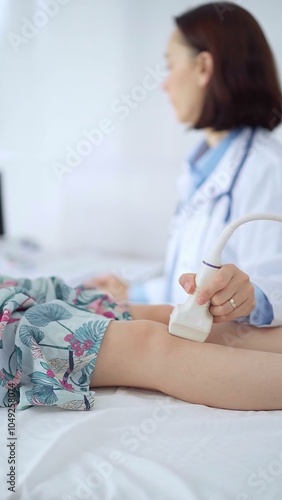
left=0, top=251, right=282, bottom=500
left=1, top=385, right=282, bottom=500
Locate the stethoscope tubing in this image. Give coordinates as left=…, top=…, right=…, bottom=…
left=164, top=128, right=256, bottom=302
left=210, top=128, right=256, bottom=223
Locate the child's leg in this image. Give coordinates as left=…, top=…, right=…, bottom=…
left=205, top=321, right=282, bottom=354
left=129, top=304, right=173, bottom=324
left=90, top=319, right=282, bottom=411
left=130, top=304, right=282, bottom=354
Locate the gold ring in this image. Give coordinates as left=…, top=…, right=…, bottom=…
left=229, top=297, right=237, bottom=309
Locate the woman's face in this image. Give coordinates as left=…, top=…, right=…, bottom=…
left=163, top=29, right=211, bottom=125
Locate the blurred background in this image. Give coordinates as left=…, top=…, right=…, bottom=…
left=0, top=0, right=281, bottom=283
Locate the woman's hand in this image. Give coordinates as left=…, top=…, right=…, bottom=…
left=179, top=264, right=255, bottom=323
left=84, top=274, right=129, bottom=301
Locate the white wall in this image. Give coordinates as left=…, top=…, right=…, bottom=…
left=0, top=0, right=281, bottom=260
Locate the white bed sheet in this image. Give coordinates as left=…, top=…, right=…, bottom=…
left=1, top=387, right=282, bottom=500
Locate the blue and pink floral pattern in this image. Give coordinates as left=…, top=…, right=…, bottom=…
left=0, top=276, right=132, bottom=411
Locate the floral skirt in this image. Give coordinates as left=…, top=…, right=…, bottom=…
left=0, top=276, right=132, bottom=411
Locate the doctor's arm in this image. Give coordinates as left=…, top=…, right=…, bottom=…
left=179, top=172, right=282, bottom=326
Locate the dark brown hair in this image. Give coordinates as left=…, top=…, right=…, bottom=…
left=175, top=2, right=282, bottom=130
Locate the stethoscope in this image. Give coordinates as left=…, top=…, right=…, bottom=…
left=209, top=127, right=256, bottom=223
left=164, top=127, right=257, bottom=302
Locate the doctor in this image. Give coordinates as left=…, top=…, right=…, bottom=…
left=89, top=3, right=282, bottom=327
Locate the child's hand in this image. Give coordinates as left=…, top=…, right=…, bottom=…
left=179, top=264, right=255, bottom=323
left=84, top=274, right=129, bottom=301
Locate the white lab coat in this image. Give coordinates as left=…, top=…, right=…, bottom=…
left=144, top=127, right=282, bottom=326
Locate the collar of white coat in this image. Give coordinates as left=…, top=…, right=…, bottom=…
left=182, top=127, right=255, bottom=213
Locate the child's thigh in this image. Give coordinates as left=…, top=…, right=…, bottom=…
left=206, top=322, right=282, bottom=353
left=129, top=304, right=173, bottom=323
left=90, top=319, right=170, bottom=390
